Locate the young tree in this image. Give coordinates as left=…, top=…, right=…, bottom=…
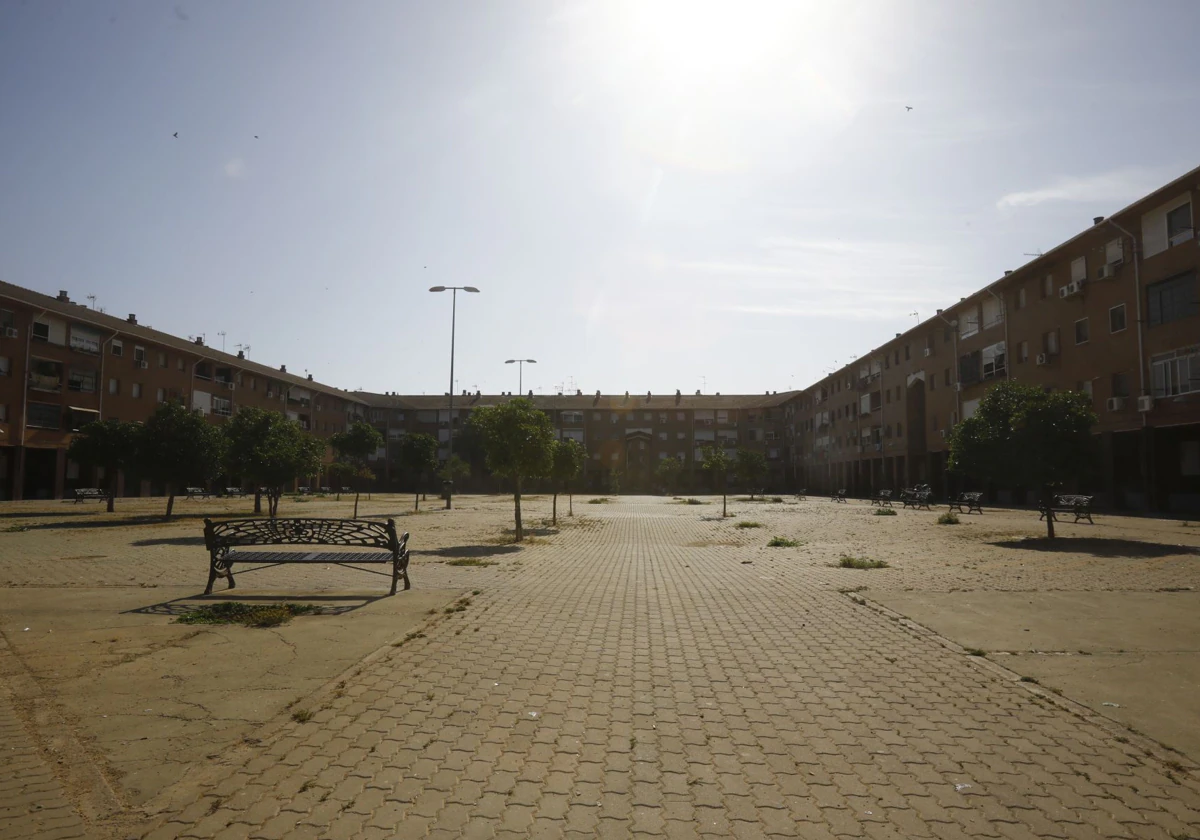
left=550, top=438, right=586, bottom=523
left=137, top=401, right=226, bottom=518
left=67, top=419, right=139, bottom=513
left=700, top=445, right=732, bottom=518
left=734, top=449, right=769, bottom=499
left=948, top=380, right=1098, bottom=538
left=330, top=421, right=384, bottom=518
left=223, top=407, right=325, bottom=516
left=324, top=461, right=354, bottom=501
left=655, top=455, right=684, bottom=496
left=397, top=432, right=439, bottom=511
left=467, top=398, right=555, bottom=541
left=439, top=455, right=472, bottom=498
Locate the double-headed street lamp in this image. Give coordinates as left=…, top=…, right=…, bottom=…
left=505, top=358, right=537, bottom=394
left=429, top=285, right=479, bottom=509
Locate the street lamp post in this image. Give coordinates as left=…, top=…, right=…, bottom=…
left=429, top=285, right=479, bottom=509
left=504, top=358, right=537, bottom=394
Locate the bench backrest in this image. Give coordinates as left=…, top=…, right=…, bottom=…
left=1055, top=494, right=1093, bottom=506
left=960, top=492, right=982, bottom=501
left=204, top=517, right=399, bottom=552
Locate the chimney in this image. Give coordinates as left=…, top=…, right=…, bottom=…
left=595, top=389, right=600, bottom=396
left=695, top=389, right=701, bottom=396
left=57, top=290, right=70, bottom=302
left=1093, top=216, right=1105, bottom=225
left=675, top=389, right=681, bottom=397
left=624, top=391, right=629, bottom=399
left=527, top=389, right=533, bottom=397
left=936, top=308, right=943, bottom=315
left=127, top=314, right=138, bottom=325
left=1004, top=270, right=1012, bottom=276
left=307, top=374, right=314, bottom=381
left=194, top=336, right=205, bottom=345
left=237, top=350, right=245, bottom=359
left=576, top=389, right=582, bottom=396
left=895, top=332, right=901, bottom=338
left=280, top=364, right=287, bottom=373
left=646, top=390, right=651, bottom=400
left=716, top=391, right=720, bottom=396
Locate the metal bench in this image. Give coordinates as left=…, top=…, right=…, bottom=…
left=1038, top=494, right=1095, bottom=524
left=831, top=488, right=847, bottom=503
left=340, top=486, right=352, bottom=493
left=795, top=488, right=807, bottom=501
left=223, top=487, right=247, bottom=497
left=73, top=488, right=109, bottom=504
left=185, top=487, right=212, bottom=500
left=319, top=486, right=332, bottom=494
left=870, top=489, right=893, bottom=507
left=202, top=517, right=411, bottom=596
left=900, top=486, right=933, bottom=510
left=949, top=492, right=984, bottom=515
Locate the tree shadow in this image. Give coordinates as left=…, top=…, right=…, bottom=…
left=0, top=510, right=100, bottom=519
left=17, top=512, right=251, bottom=531
left=132, top=536, right=207, bottom=546
left=991, top=537, right=1200, bottom=559
left=420, top=544, right=523, bottom=558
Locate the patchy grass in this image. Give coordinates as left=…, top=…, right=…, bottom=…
left=2, top=523, right=30, bottom=532
left=837, top=586, right=867, bottom=594
left=964, top=648, right=988, bottom=657
left=873, top=508, right=897, bottom=516
left=1019, top=676, right=1040, bottom=683
left=290, top=708, right=313, bottom=723
left=767, top=536, right=802, bottom=547
left=735, top=521, right=764, bottom=529
left=937, top=511, right=961, bottom=525
left=175, top=602, right=319, bottom=628
left=676, top=498, right=708, bottom=505
left=837, top=555, right=889, bottom=570
left=392, top=631, right=427, bottom=647
left=443, top=596, right=473, bottom=614
left=446, top=558, right=498, bottom=567
left=587, top=497, right=612, bottom=504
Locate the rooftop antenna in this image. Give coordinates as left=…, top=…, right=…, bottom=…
left=910, top=310, right=919, bottom=324
left=700, top=375, right=707, bottom=392
left=1023, top=250, right=1044, bottom=257
left=218, top=331, right=227, bottom=352
left=235, top=343, right=251, bottom=358
left=87, top=294, right=97, bottom=310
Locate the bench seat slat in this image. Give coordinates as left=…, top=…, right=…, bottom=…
left=228, top=549, right=394, bottom=564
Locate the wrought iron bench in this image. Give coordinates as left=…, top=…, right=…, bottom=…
left=870, top=489, right=893, bottom=506
left=948, top=492, right=984, bottom=515
left=185, top=487, right=212, bottom=500
left=831, top=488, right=847, bottom=503
left=319, top=486, right=332, bottom=494
left=795, top=488, right=807, bottom=501
left=74, top=488, right=109, bottom=503
left=340, top=486, right=352, bottom=493
left=223, top=487, right=247, bottom=497
left=202, top=517, right=411, bottom=596
left=1038, top=494, right=1095, bottom=524
left=901, top=486, right=933, bottom=510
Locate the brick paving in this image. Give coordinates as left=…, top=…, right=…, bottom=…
left=129, top=498, right=1200, bottom=839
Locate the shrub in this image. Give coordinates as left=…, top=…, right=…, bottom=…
left=874, top=508, right=897, bottom=516
left=937, top=511, right=960, bottom=525
left=736, top=521, right=764, bottom=529
left=446, top=558, right=497, bottom=567
left=175, top=602, right=319, bottom=628
left=682, top=498, right=707, bottom=505
left=767, top=536, right=801, bottom=547
left=837, top=555, right=889, bottom=569
left=587, top=497, right=611, bottom=504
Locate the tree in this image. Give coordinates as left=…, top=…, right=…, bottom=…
left=223, top=407, right=325, bottom=516
left=948, top=380, right=1097, bottom=538
left=467, top=398, right=555, bottom=541
left=700, top=445, right=732, bottom=518
left=137, top=401, right=226, bottom=518
left=330, top=421, right=384, bottom=518
left=439, top=454, right=472, bottom=495
left=324, top=462, right=355, bottom=501
left=655, top=455, right=684, bottom=496
left=397, top=433, right=440, bottom=511
left=550, top=438, right=586, bottom=523
left=67, top=419, right=139, bottom=513
left=734, top=449, right=769, bottom=499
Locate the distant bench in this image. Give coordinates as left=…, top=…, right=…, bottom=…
left=202, top=517, right=411, bottom=596
left=795, top=488, right=807, bottom=501
left=73, top=488, right=109, bottom=504
left=870, top=489, right=893, bottom=507
left=1039, top=494, right=1095, bottom=525
left=223, top=487, right=247, bottom=498
left=831, top=489, right=847, bottom=503
left=948, top=492, right=984, bottom=515
left=901, top=487, right=933, bottom=510
left=185, top=487, right=212, bottom=500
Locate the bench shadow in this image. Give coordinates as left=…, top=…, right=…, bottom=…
left=131, top=536, right=207, bottom=546
left=420, top=544, right=523, bottom=558
left=991, top=537, right=1200, bottom=559
left=19, top=512, right=253, bottom=531
left=125, top=592, right=390, bottom=618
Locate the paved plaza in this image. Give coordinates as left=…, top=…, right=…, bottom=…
left=1, top=494, right=1198, bottom=839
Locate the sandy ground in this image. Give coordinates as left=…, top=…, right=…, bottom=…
left=0, top=492, right=1198, bottom=838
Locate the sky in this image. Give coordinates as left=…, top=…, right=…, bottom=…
left=1, top=1, right=1198, bottom=398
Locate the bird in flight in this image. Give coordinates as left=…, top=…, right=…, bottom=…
left=254, top=135, right=259, bottom=139
left=173, top=132, right=178, bottom=138
left=905, top=106, right=913, bottom=111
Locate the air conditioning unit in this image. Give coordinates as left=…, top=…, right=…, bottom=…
left=1058, top=285, right=1070, bottom=299
left=1035, top=353, right=1049, bottom=366
left=1098, top=264, right=1118, bottom=280
left=1137, top=395, right=1154, bottom=412
left=923, top=348, right=932, bottom=357
left=2, top=327, right=17, bottom=339
left=1106, top=397, right=1125, bottom=412
left=137, top=360, right=149, bottom=369
left=953, top=382, right=962, bottom=392
left=224, top=382, right=236, bottom=391
left=265, top=390, right=275, bottom=398
left=939, top=429, right=947, bottom=439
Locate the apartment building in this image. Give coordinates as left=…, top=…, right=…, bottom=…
left=0, top=282, right=366, bottom=500
left=355, top=390, right=798, bottom=493
left=791, top=165, right=1199, bottom=513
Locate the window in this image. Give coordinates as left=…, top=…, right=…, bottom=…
left=592, top=412, right=602, bottom=421
left=643, top=412, right=654, bottom=421
left=676, top=432, right=685, bottom=440
left=109, top=378, right=119, bottom=396
left=1074, top=318, right=1089, bottom=345
left=1151, top=346, right=1200, bottom=398
left=1111, top=373, right=1130, bottom=399
left=177, top=357, right=185, bottom=371
left=69, top=327, right=101, bottom=354
left=1167, top=202, right=1193, bottom=245
left=157, top=351, right=167, bottom=368
left=195, top=362, right=212, bottom=380
left=1016, top=288, right=1026, bottom=310
left=896, top=422, right=902, bottom=437
left=1080, top=380, right=1093, bottom=398
left=1042, top=275, right=1054, bottom=299
left=1071, top=257, right=1087, bottom=283
left=982, top=342, right=1006, bottom=379
left=29, top=358, right=64, bottom=392
left=959, top=307, right=979, bottom=339
left=657, top=431, right=667, bottom=441
left=658, top=413, right=667, bottom=423
left=1018, top=340, right=1029, bottom=363
left=932, top=415, right=938, bottom=431
left=0, top=309, right=13, bottom=330
left=68, top=368, right=96, bottom=392
left=156, top=387, right=165, bottom=403
left=885, top=390, right=891, bottom=404
left=132, top=383, right=142, bottom=399
left=0, top=403, right=6, bottom=422
left=111, top=339, right=123, bottom=357
left=1109, top=304, right=1127, bottom=334
left=982, top=296, right=1003, bottom=329
left=1044, top=329, right=1060, bottom=356
left=1147, top=272, right=1198, bottom=327
left=904, top=344, right=911, bottom=361
left=27, top=402, right=61, bottom=429
left=0, top=356, right=8, bottom=376
left=32, top=321, right=50, bottom=342
left=1105, top=238, right=1123, bottom=265
left=944, top=368, right=950, bottom=387
left=212, top=396, right=232, bottom=417
left=929, top=376, right=936, bottom=392
left=133, top=346, right=146, bottom=363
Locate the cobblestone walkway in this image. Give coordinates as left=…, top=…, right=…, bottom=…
left=140, top=501, right=1200, bottom=839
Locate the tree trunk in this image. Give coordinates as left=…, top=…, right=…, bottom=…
left=569, top=491, right=573, bottom=517
left=514, top=478, right=523, bottom=542
left=722, top=492, right=727, bottom=518
left=354, top=491, right=360, bottom=519
left=552, top=492, right=557, bottom=526
left=107, top=472, right=117, bottom=513
left=253, top=489, right=262, bottom=515
left=165, top=486, right=175, bottom=519
left=1043, top=484, right=1056, bottom=539
left=414, top=491, right=419, bottom=512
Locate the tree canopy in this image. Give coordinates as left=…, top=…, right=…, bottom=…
left=330, top=421, right=384, bottom=518
left=138, top=400, right=226, bottom=517
left=700, top=445, right=733, bottom=517
left=655, top=455, right=684, bottom=496
left=948, top=380, right=1097, bottom=537
left=67, top=419, right=139, bottom=512
left=398, top=432, right=440, bottom=510
left=734, top=449, right=769, bottom=498
left=549, top=438, right=587, bottom=523
left=223, top=407, right=325, bottom=516
left=468, top=398, right=555, bottom=540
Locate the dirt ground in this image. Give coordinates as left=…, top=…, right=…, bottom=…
left=1, top=492, right=1198, bottom=838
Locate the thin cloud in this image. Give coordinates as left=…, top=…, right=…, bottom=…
left=996, top=167, right=1168, bottom=209
left=224, top=158, right=248, bottom=179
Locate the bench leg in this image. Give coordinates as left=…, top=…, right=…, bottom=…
left=206, top=553, right=235, bottom=595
